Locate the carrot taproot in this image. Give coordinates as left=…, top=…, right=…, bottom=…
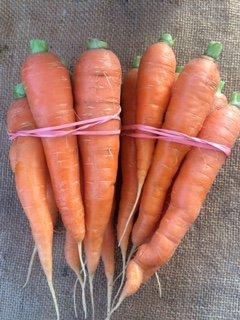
left=21, top=39, right=86, bottom=283
left=116, top=56, right=141, bottom=269
left=131, top=41, right=222, bottom=248
left=113, top=93, right=240, bottom=311
left=64, top=231, right=87, bottom=318
left=8, top=84, right=59, bottom=319
left=74, top=39, right=121, bottom=282
left=121, top=35, right=176, bottom=247
left=101, top=198, right=116, bottom=316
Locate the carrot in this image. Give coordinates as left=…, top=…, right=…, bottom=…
left=64, top=231, right=87, bottom=318
left=117, top=56, right=141, bottom=269
left=74, top=37, right=121, bottom=299
left=21, top=39, right=86, bottom=283
left=101, top=198, right=116, bottom=316
left=121, top=34, right=176, bottom=237
left=131, top=41, right=222, bottom=248
left=115, top=92, right=240, bottom=306
left=8, top=84, right=59, bottom=319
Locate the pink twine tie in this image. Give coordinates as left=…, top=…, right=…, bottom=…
left=9, top=112, right=121, bottom=141
left=122, top=124, right=231, bottom=157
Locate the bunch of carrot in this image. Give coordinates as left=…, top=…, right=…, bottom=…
left=7, top=34, right=240, bottom=320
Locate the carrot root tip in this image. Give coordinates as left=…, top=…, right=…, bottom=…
left=30, top=39, right=49, bottom=54
left=89, top=273, right=95, bottom=319
left=22, top=245, right=37, bottom=289
left=47, top=279, right=60, bottom=320
left=73, top=278, right=79, bottom=318
left=107, top=278, right=113, bottom=317
left=155, top=272, right=162, bottom=299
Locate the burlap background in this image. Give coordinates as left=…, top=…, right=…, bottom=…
left=1, top=1, right=240, bottom=319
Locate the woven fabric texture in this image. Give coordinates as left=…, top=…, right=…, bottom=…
left=0, top=1, right=240, bottom=319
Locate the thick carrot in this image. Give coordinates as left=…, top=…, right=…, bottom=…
left=131, top=42, right=222, bottom=248
left=117, top=56, right=141, bottom=260
left=101, top=198, right=116, bottom=316
left=8, top=84, right=59, bottom=319
left=74, top=38, right=121, bottom=282
left=21, top=39, right=86, bottom=282
left=125, top=35, right=176, bottom=240
left=115, top=92, right=240, bottom=307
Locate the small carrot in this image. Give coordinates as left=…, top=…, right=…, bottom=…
left=21, top=39, right=86, bottom=283
left=117, top=92, right=240, bottom=305
left=131, top=41, right=222, bottom=248
left=74, top=38, right=121, bottom=317
left=101, top=198, right=116, bottom=316
left=117, top=56, right=141, bottom=267
left=123, top=35, right=176, bottom=247
left=8, top=84, right=59, bottom=319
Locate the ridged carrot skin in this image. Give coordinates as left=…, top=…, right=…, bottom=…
left=117, top=56, right=140, bottom=254
left=132, top=42, right=222, bottom=247
left=8, top=95, right=54, bottom=281
left=21, top=40, right=85, bottom=243
left=74, top=39, right=122, bottom=276
left=123, top=95, right=240, bottom=298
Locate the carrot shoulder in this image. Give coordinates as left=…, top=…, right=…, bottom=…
left=74, top=38, right=121, bottom=277
left=131, top=41, right=222, bottom=248
left=21, top=39, right=85, bottom=244
left=123, top=93, right=240, bottom=299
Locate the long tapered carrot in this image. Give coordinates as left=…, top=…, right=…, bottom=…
left=131, top=42, right=222, bottom=248
left=117, top=56, right=141, bottom=263
left=122, top=35, right=176, bottom=245
left=21, top=39, right=86, bottom=282
left=8, top=84, right=59, bottom=319
left=115, top=93, right=240, bottom=306
left=101, top=198, right=116, bottom=316
left=73, top=38, right=121, bottom=317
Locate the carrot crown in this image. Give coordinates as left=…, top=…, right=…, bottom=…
left=13, top=83, right=26, bottom=99
left=132, top=55, right=141, bottom=68
left=86, top=38, right=108, bottom=50
left=217, top=80, right=225, bottom=94
left=230, top=92, right=240, bottom=107
left=159, top=33, right=174, bottom=47
left=30, top=39, right=49, bottom=54
left=204, top=41, right=223, bottom=61
left=176, top=65, right=184, bottom=74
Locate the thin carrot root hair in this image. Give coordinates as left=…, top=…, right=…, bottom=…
left=111, top=244, right=136, bottom=308
left=118, top=185, right=142, bottom=247
left=155, top=272, right=162, bottom=299
left=73, top=271, right=87, bottom=319
left=47, top=278, right=60, bottom=320
left=22, top=245, right=37, bottom=288
left=107, top=295, right=125, bottom=320
left=89, top=273, right=95, bottom=319
left=107, top=278, right=113, bottom=317
left=73, top=278, right=79, bottom=318
left=77, top=242, right=87, bottom=318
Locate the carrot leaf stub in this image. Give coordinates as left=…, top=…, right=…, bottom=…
left=204, top=41, right=223, bottom=61
left=86, top=38, right=108, bottom=50
left=230, top=92, right=240, bottom=107
left=159, top=33, right=174, bottom=47
left=13, top=83, right=26, bottom=99
left=30, top=39, right=49, bottom=54
left=132, top=55, right=141, bottom=68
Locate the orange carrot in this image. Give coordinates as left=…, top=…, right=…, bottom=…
left=131, top=42, right=222, bottom=248
left=21, top=39, right=86, bottom=281
left=101, top=198, right=116, bottom=316
left=117, top=56, right=141, bottom=263
left=74, top=38, right=121, bottom=318
left=119, top=92, right=240, bottom=303
left=124, top=34, right=176, bottom=234
left=8, top=84, right=59, bottom=319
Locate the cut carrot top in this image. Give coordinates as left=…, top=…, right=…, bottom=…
left=204, top=41, right=223, bottom=60
left=30, top=39, right=49, bottom=54
left=86, top=38, right=108, bottom=50
left=13, top=83, right=26, bottom=99
left=132, top=55, right=141, bottom=68
left=230, top=92, right=240, bottom=107
left=159, top=33, right=174, bottom=47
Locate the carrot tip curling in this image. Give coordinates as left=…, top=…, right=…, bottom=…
left=230, top=92, right=240, bottom=107
left=175, top=65, right=184, bottom=74
left=204, top=41, right=223, bottom=60
left=30, top=39, right=49, bottom=54
left=132, top=55, right=141, bottom=68
left=159, top=33, right=174, bottom=47
left=86, top=38, right=108, bottom=50
left=217, top=80, right=225, bottom=93
left=13, top=83, right=26, bottom=99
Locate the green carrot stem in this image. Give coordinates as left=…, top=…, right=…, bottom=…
left=30, top=39, right=49, bottom=54
left=86, top=38, right=108, bottom=50
left=230, top=92, right=240, bottom=107
left=132, top=55, right=141, bottom=68
left=13, top=83, right=26, bottom=99
left=159, top=33, right=174, bottom=47
left=204, top=41, right=223, bottom=61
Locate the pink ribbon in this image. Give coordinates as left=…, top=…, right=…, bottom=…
left=122, top=124, right=231, bottom=156
left=9, top=112, right=121, bottom=141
